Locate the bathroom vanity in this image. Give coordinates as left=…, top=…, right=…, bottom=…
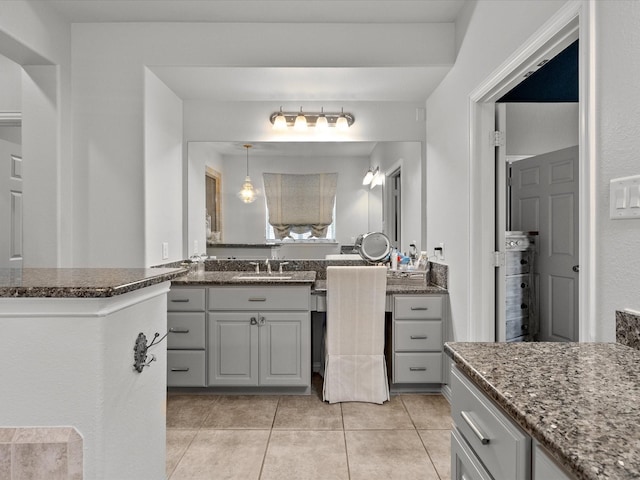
left=446, top=341, right=640, bottom=480
left=168, top=264, right=448, bottom=394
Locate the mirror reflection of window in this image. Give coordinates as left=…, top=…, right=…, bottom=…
left=205, top=167, right=222, bottom=242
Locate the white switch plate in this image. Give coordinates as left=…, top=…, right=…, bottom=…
left=610, top=175, right=640, bottom=219
left=162, top=242, right=169, bottom=260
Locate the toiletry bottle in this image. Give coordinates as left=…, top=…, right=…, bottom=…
left=391, top=248, right=398, bottom=270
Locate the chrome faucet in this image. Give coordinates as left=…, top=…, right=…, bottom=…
left=265, top=259, right=272, bottom=275
left=278, top=262, right=289, bottom=274
left=249, top=261, right=260, bottom=274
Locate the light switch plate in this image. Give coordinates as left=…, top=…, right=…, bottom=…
left=610, top=175, right=640, bottom=219
left=162, top=242, right=169, bottom=260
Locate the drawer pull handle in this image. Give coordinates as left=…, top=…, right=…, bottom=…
left=460, top=411, right=490, bottom=445
left=410, top=306, right=429, bottom=311
left=410, top=335, right=428, bottom=339
left=250, top=317, right=258, bottom=325
left=409, top=367, right=427, bottom=371
left=171, top=299, right=190, bottom=303
left=248, top=297, right=267, bottom=302
left=170, top=367, right=190, bottom=372
left=169, top=328, right=190, bottom=334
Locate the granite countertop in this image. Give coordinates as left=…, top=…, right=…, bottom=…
left=0, top=268, right=186, bottom=298
left=171, top=270, right=317, bottom=285
left=445, top=342, right=640, bottom=480
left=311, top=279, right=447, bottom=295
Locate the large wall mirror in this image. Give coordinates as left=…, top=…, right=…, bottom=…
left=187, top=141, right=423, bottom=260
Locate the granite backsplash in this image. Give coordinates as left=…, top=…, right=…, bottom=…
left=616, top=309, right=640, bottom=350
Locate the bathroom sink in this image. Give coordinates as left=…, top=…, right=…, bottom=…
left=232, top=275, right=293, bottom=281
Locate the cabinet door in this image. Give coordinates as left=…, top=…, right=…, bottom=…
left=259, top=312, right=310, bottom=387
left=208, top=312, right=258, bottom=386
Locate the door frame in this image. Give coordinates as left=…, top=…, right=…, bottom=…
left=468, top=0, right=597, bottom=342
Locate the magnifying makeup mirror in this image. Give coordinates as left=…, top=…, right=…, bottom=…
left=355, top=232, right=391, bottom=263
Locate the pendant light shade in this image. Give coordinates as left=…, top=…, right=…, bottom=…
left=237, top=144, right=257, bottom=203
left=362, top=167, right=375, bottom=185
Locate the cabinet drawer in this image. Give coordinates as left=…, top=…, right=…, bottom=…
left=208, top=286, right=308, bottom=311
left=167, top=313, right=205, bottom=349
left=506, top=251, right=532, bottom=275
left=395, top=320, right=442, bottom=352
left=167, top=351, right=206, bottom=387
left=394, top=296, right=442, bottom=319
left=451, top=428, right=493, bottom=480
left=168, top=288, right=205, bottom=311
left=394, top=352, right=442, bottom=383
left=451, top=367, right=530, bottom=480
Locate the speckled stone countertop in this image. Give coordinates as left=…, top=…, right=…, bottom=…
left=171, top=270, right=316, bottom=285
left=311, top=279, right=447, bottom=295
left=445, top=342, right=640, bottom=480
left=0, top=268, right=186, bottom=298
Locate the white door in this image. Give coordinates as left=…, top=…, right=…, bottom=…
left=0, top=140, right=23, bottom=268
left=511, top=146, right=579, bottom=341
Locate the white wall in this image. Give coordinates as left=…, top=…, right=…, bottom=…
left=188, top=144, right=370, bottom=247
left=425, top=0, right=568, bottom=342
left=144, top=69, right=183, bottom=266
left=506, top=103, right=579, bottom=156
left=0, top=53, right=21, bottom=112
left=595, top=1, right=640, bottom=340
left=0, top=2, right=71, bottom=267
left=370, top=141, right=422, bottom=254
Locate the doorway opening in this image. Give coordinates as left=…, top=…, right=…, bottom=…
left=387, top=167, right=401, bottom=249
left=467, top=2, right=597, bottom=343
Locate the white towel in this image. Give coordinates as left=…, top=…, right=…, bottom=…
left=323, top=266, right=389, bottom=404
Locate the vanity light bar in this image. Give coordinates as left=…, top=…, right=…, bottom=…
left=270, top=108, right=355, bottom=129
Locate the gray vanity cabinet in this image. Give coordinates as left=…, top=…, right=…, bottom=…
left=392, top=294, right=445, bottom=385
left=207, top=286, right=311, bottom=388
left=166, top=287, right=207, bottom=387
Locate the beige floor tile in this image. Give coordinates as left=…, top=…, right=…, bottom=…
left=345, top=430, right=440, bottom=480
left=261, top=430, right=349, bottom=480
left=401, top=394, right=452, bottom=429
left=342, top=396, right=414, bottom=430
left=201, top=395, right=279, bottom=429
left=166, top=429, right=197, bottom=478
left=273, top=395, right=343, bottom=430
left=166, top=395, right=219, bottom=429
left=170, top=429, right=269, bottom=480
left=419, top=429, right=452, bottom=480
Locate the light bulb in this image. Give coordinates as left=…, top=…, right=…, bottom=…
left=238, top=177, right=257, bottom=203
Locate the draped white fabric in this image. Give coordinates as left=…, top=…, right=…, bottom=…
left=323, top=266, right=389, bottom=404
left=263, top=173, right=338, bottom=239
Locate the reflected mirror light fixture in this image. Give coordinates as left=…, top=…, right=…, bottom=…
left=237, top=144, right=257, bottom=204
left=270, top=106, right=355, bottom=130
left=362, top=166, right=378, bottom=185
left=370, top=168, right=383, bottom=189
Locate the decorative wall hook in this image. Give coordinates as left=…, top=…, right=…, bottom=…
left=133, top=331, right=169, bottom=373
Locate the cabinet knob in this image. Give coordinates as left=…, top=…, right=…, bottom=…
left=250, top=317, right=258, bottom=325
left=520, top=259, right=528, bottom=265
left=521, top=303, right=528, bottom=310
left=520, top=283, right=527, bottom=289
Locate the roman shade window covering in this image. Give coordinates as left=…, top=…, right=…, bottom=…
left=263, top=172, right=338, bottom=239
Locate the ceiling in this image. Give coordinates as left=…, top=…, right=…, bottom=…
left=41, top=0, right=467, bottom=103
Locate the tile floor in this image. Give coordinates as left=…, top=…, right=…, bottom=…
left=166, top=376, right=452, bottom=480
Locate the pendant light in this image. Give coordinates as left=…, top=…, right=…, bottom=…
left=237, top=144, right=257, bottom=204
